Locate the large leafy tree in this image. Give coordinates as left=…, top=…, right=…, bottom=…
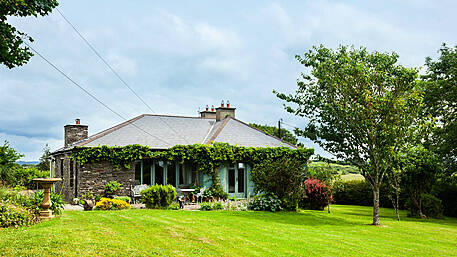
left=275, top=45, right=424, bottom=225
left=422, top=44, right=457, bottom=174
left=249, top=123, right=301, bottom=146
left=0, top=0, right=59, bottom=68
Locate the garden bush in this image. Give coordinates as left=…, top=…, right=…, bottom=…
left=251, top=158, right=306, bottom=210
left=406, top=193, right=443, bottom=218
left=0, top=187, right=35, bottom=208
left=0, top=165, right=48, bottom=189
left=199, top=201, right=224, bottom=211
left=140, top=185, right=176, bottom=209
left=113, top=196, right=131, bottom=204
left=303, top=178, right=331, bottom=210
left=432, top=178, right=457, bottom=217
left=247, top=194, right=282, bottom=212
left=0, top=200, right=38, bottom=228
left=333, top=180, right=393, bottom=207
left=167, top=202, right=180, bottom=210
left=94, top=198, right=130, bottom=210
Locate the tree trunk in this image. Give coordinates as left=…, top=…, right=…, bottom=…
left=372, top=186, right=380, bottom=225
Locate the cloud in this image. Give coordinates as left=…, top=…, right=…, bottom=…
left=1, top=1, right=456, bottom=160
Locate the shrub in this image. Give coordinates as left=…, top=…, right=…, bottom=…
left=248, top=194, right=282, bottom=212
left=406, top=193, right=443, bottom=218
left=0, top=200, right=38, bottom=228
left=223, top=200, right=247, bottom=211
left=104, top=181, right=123, bottom=195
left=140, top=185, right=176, bottom=209
left=167, top=202, right=180, bottom=210
left=113, top=196, right=131, bottom=204
left=432, top=178, right=457, bottom=217
left=251, top=158, right=306, bottom=210
left=94, top=198, right=130, bottom=210
left=32, top=190, right=65, bottom=216
left=0, top=165, right=48, bottom=189
left=333, top=180, right=394, bottom=207
left=0, top=187, right=35, bottom=209
left=199, top=202, right=213, bottom=211
left=199, top=201, right=223, bottom=211
left=304, top=178, right=331, bottom=210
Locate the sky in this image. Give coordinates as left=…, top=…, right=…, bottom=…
left=1, top=0, right=456, bottom=161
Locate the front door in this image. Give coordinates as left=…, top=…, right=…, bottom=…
left=227, top=163, right=246, bottom=198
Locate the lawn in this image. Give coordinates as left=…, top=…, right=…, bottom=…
left=0, top=205, right=456, bottom=256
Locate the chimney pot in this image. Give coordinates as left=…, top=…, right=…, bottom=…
left=227, top=100, right=230, bottom=108
left=221, top=100, right=225, bottom=107
left=211, top=105, right=215, bottom=112
left=75, top=119, right=80, bottom=125
left=205, top=105, right=209, bottom=111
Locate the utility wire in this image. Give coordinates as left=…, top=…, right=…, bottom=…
left=23, top=41, right=171, bottom=146
left=56, top=8, right=191, bottom=144
left=281, top=121, right=301, bottom=130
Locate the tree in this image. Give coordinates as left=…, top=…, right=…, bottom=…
left=249, top=123, right=302, bottom=146
left=422, top=44, right=457, bottom=175
left=395, top=146, right=441, bottom=218
left=251, top=158, right=306, bottom=210
left=37, top=144, right=51, bottom=171
left=0, top=140, right=23, bottom=167
left=0, top=0, right=59, bottom=68
left=275, top=45, right=424, bottom=225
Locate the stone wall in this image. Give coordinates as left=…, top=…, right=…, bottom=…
left=78, top=161, right=134, bottom=198
left=52, top=151, right=134, bottom=202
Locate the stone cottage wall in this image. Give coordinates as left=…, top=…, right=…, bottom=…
left=78, top=161, right=135, bottom=198
left=52, top=151, right=135, bottom=202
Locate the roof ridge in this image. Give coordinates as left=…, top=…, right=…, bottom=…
left=207, top=117, right=231, bottom=143
left=142, top=113, right=213, bottom=119
left=76, top=114, right=146, bottom=147
left=225, top=117, right=298, bottom=149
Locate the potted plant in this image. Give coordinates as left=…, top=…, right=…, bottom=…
left=104, top=181, right=123, bottom=197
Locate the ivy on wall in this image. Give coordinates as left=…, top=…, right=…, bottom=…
left=71, top=143, right=314, bottom=174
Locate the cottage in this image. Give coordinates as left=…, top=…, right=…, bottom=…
left=50, top=103, right=297, bottom=201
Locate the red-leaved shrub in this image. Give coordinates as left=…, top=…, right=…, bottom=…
left=304, top=178, right=332, bottom=210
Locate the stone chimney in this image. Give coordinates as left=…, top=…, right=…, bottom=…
left=200, top=104, right=216, bottom=119
left=64, top=119, right=88, bottom=147
left=216, top=100, right=236, bottom=121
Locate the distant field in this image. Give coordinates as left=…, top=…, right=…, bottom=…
left=308, top=161, right=359, bottom=174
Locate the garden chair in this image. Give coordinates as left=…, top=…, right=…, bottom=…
left=131, top=184, right=149, bottom=204
left=196, top=186, right=206, bottom=203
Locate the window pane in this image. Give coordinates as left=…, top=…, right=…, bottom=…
left=135, top=162, right=141, bottom=185
left=238, top=167, right=245, bottom=193
left=143, top=160, right=152, bottom=185
left=167, top=162, right=176, bottom=186
left=228, top=168, right=235, bottom=193
left=155, top=161, right=164, bottom=185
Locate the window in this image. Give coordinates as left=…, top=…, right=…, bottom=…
left=237, top=165, right=245, bottom=193
left=60, top=159, right=64, bottom=178
left=134, top=162, right=141, bottom=185
left=155, top=161, right=164, bottom=185
left=143, top=160, right=152, bottom=185
left=69, top=159, right=74, bottom=187
left=167, top=162, right=176, bottom=186
left=228, top=165, right=235, bottom=193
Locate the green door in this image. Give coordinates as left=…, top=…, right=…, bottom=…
left=227, top=163, right=246, bottom=198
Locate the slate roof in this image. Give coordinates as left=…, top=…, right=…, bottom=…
left=54, top=114, right=296, bottom=153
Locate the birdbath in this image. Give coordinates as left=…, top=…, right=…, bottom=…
left=32, top=178, right=62, bottom=220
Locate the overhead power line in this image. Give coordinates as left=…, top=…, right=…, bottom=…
left=23, top=41, right=171, bottom=146
left=55, top=8, right=190, bottom=144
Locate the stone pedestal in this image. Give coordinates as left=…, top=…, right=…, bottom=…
left=32, top=178, right=62, bottom=220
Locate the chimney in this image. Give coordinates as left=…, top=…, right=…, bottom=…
left=216, top=100, right=236, bottom=121
left=200, top=104, right=216, bottom=119
left=64, top=119, right=88, bottom=147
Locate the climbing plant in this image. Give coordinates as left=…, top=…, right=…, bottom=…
left=71, top=143, right=314, bottom=174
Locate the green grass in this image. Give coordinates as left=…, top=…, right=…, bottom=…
left=1, top=205, right=456, bottom=256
